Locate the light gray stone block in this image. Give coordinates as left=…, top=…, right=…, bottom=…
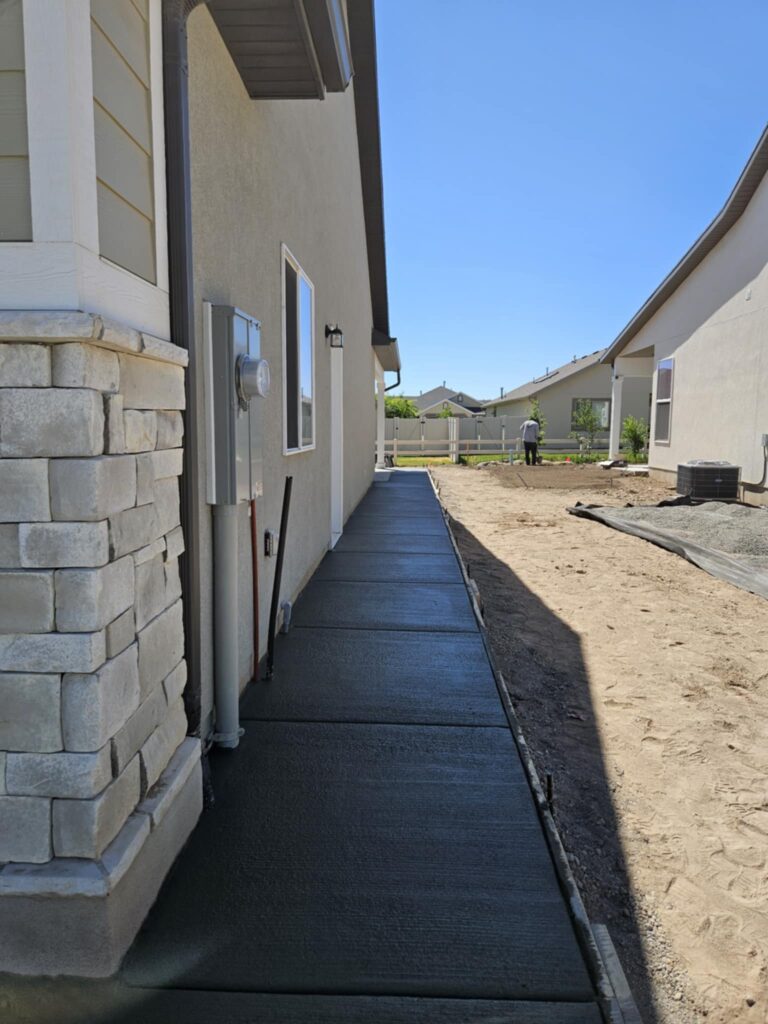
left=20, top=521, right=109, bottom=568
left=134, top=554, right=167, bottom=631
left=0, top=310, right=97, bottom=342
left=0, top=388, right=104, bottom=457
left=106, top=607, right=135, bottom=659
left=99, top=812, right=150, bottom=890
left=155, top=410, right=183, bottom=449
left=0, top=570, right=54, bottom=633
left=55, top=555, right=134, bottom=633
left=135, top=452, right=155, bottom=506
left=164, top=525, right=185, bottom=560
left=151, top=447, right=183, bottom=479
left=52, top=755, right=140, bottom=859
left=0, top=856, right=106, bottom=897
left=0, top=630, right=105, bottom=674
left=109, top=503, right=161, bottom=559
left=51, top=343, right=119, bottom=392
left=164, top=557, right=182, bottom=606
left=123, top=409, right=157, bottom=453
left=111, top=685, right=165, bottom=776
left=0, top=795, right=52, bottom=863
left=162, top=658, right=187, bottom=705
left=0, top=673, right=61, bottom=752
left=138, top=736, right=199, bottom=828
left=0, top=343, right=50, bottom=387
left=133, top=536, right=165, bottom=565
left=105, top=394, right=126, bottom=454
left=118, top=353, right=185, bottom=411
left=155, top=477, right=180, bottom=536
left=140, top=698, right=187, bottom=794
left=0, top=756, right=202, bottom=975
left=98, top=318, right=142, bottom=354
left=0, top=460, right=50, bottom=523
left=0, top=524, right=20, bottom=567
left=6, top=745, right=112, bottom=799
left=50, top=455, right=136, bottom=521
left=139, top=334, right=189, bottom=367
left=137, top=599, right=183, bottom=699
left=62, top=644, right=140, bottom=752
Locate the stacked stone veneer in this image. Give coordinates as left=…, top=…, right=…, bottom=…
left=0, top=313, right=199, bottom=885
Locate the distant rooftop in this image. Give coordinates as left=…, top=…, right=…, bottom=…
left=487, top=350, right=606, bottom=406
left=406, top=385, right=485, bottom=413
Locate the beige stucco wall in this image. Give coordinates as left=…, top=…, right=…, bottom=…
left=188, top=8, right=376, bottom=733
left=490, top=363, right=650, bottom=442
left=620, top=171, right=768, bottom=492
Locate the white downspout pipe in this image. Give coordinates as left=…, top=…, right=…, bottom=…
left=212, top=504, right=242, bottom=748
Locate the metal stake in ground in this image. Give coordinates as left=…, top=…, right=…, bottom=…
left=265, top=476, right=293, bottom=678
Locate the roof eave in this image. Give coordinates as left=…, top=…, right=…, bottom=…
left=603, top=124, right=768, bottom=364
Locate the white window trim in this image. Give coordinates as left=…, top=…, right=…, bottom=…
left=0, top=0, right=170, bottom=338
left=653, top=358, right=674, bottom=445
left=281, top=243, right=316, bottom=456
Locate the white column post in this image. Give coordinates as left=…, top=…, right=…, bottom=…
left=375, top=373, right=386, bottom=467
left=449, top=417, right=459, bottom=463
left=609, top=371, right=624, bottom=458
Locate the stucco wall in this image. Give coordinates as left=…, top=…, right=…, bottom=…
left=188, top=9, right=376, bottom=733
left=491, top=363, right=650, bottom=442
left=620, top=172, right=768, bottom=488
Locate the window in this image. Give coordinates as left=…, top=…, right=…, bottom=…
left=283, top=248, right=315, bottom=452
left=570, top=398, right=610, bottom=430
left=654, top=358, right=674, bottom=442
left=91, top=0, right=156, bottom=283
left=0, top=0, right=31, bottom=241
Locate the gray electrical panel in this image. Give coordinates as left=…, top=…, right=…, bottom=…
left=205, top=304, right=270, bottom=505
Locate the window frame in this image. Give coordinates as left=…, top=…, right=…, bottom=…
left=281, top=244, right=316, bottom=456
left=653, top=358, right=674, bottom=444
left=570, top=397, right=611, bottom=432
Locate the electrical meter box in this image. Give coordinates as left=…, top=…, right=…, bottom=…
left=205, top=304, right=270, bottom=505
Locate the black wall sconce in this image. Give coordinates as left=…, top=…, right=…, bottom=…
left=325, top=324, right=344, bottom=348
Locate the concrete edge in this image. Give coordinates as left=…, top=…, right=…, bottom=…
left=0, top=740, right=202, bottom=976
left=0, top=311, right=188, bottom=367
left=428, top=468, right=627, bottom=1024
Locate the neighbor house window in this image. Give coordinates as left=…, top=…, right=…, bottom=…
left=91, top=0, right=156, bottom=283
left=571, top=398, right=610, bottom=430
left=654, top=358, right=674, bottom=442
left=283, top=247, right=315, bottom=452
left=0, top=0, right=31, bottom=241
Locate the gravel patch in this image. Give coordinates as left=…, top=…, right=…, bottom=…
left=607, top=502, right=768, bottom=568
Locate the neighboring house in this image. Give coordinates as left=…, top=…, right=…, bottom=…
left=603, top=125, right=768, bottom=504
left=407, top=385, right=485, bottom=417
left=0, top=0, right=398, bottom=975
left=487, top=351, right=651, bottom=443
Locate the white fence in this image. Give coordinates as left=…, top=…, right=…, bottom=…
left=382, top=416, right=610, bottom=462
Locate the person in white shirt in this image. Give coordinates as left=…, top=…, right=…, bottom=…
left=520, top=418, right=540, bottom=466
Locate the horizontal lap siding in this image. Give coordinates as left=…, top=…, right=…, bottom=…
left=91, top=0, right=156, bottom=283
left=0, top=0, right=31, bottom=241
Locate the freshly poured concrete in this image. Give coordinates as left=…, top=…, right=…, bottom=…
left=120, top=471, right=601, bottom=1021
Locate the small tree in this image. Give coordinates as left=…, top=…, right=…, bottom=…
left=570, top=399, right=602, bottom=451
left=384, top=395, right=418, bottom=419
left=437, top=406, right=453, bottom=419
left=528, top=396, right=546, bottom=445
left=621, top=415, right=648, bottom=459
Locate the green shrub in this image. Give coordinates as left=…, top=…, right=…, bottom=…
left=621, top=415, right=648, bottom=458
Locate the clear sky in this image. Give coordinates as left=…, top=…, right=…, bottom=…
left=374, top=0, right=768, bottom=402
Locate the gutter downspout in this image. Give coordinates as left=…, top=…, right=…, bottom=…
left=163, top=0, right=207, bottom=736
left=384, top=369, right=401, bottom=392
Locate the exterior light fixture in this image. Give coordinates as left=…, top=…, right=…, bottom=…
left=325, top=324, right=344, bottom=348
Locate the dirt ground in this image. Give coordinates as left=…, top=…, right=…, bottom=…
left=432, top=463, right=768, bottom=1024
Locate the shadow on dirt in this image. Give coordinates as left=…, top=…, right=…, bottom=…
left=449, top=514, right=661, bottom=1024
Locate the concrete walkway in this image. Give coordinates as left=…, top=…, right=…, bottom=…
left=118, top=470, right=603, bottom=1022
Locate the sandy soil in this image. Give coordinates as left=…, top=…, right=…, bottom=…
left=433, top=463, right=768, bottom=1024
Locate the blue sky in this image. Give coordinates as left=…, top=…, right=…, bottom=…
left=375, top=0, right=768, bottom=402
